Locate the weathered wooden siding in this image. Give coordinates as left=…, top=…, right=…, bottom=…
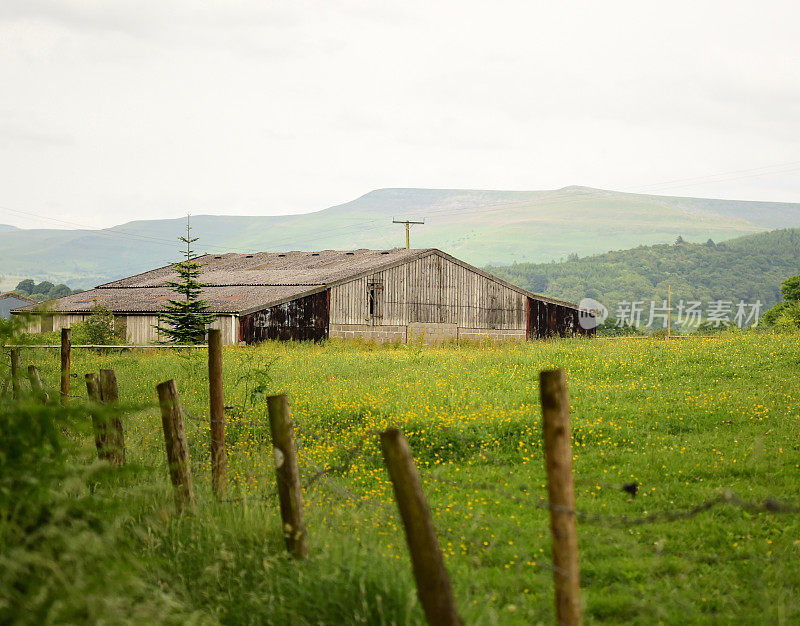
left=329, top=253, right=527, bottom=330
left=53, top=314, right=85, bottom=331
left=211, top=315, right=239, bottom=346
left=125, top=315, right=161, bottom=344
left=16, top=314, right=84, bottom=334
left=20, top=313, right=239, bottom=345
left=239, top=291, right=328, bottom=343
left=124, top=315, right=238, bottom=345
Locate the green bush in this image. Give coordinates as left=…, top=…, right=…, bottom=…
left=71, top=302, right=125, bottom=345
left=762, top=275, right=800, bottom=329
left=770, top=302, right=800, bottom=332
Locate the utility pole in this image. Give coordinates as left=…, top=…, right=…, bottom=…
left=667, top=283, right=672, bottom=339
left=392, top=218, right=425, bottom=249
left=185, top=215, right=192, bottom=306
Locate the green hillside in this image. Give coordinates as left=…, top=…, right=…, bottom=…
left=487, top=228, right=800, bottom=309
left=2, top=187, right=800, bottom=290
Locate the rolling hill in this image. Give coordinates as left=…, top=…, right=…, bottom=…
left=2, top=186, right=800, bottom=290
left=486, top=228, right=800, bottom=310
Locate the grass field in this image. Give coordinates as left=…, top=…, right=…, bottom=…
left=11, top=333, right=800, bottom=624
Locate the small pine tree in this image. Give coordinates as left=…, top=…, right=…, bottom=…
left=157, top=217, right=216, bottom=344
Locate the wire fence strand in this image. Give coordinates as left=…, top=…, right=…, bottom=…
left=418, top=471, right=800, bottom=526
left=6, top=345, right=797, bottom=534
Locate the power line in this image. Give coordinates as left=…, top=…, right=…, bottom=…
left=0, top=203, right=390, bottom=255
left=0, top=204, right=189, bottom=248
left=398, top=159, right=800, bottom=221
left=2, top=157, right=798, bottom=254
left=632, top=159, right=800, bottom=191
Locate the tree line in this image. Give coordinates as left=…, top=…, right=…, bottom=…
left=486, top=228, right=800, bottom=311
left=12, top=279, right=82, bottom=302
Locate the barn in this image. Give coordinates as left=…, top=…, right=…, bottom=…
left=15, top=248, right=591, bottom=344
left=0, top=292, right=34, bottom=319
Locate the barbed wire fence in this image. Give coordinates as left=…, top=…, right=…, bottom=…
left=6, top=342, right=800, bottom=525
left=182, top=402, right=800, bottom=532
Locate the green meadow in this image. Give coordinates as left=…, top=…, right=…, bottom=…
left=3, top=333, right=800, bottom=624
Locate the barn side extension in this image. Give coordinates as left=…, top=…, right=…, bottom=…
left=239, top=291, right=329, bottom=343
left=527, top=298, right=584, bottom=339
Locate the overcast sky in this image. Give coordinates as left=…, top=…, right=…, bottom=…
left=1, top=1, right=799, bottom=230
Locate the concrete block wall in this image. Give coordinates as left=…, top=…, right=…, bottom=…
left=457, top=327, right=527, bottom=341
left=407, top=322, right=458, bottom=343
left=329, top=323, right=408, bottom=343
left=330, top=323, right=528, bottom=344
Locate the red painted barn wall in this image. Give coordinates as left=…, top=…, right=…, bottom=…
left=239, top=291, right=329, bottom=343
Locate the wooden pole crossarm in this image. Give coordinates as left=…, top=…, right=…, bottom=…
left=392, top=218, right=426, bottom=249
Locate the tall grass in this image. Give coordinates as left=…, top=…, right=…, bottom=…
left=4, top=332, right=800, bottom=624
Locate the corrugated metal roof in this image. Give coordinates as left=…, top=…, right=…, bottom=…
left=18, top=249, right=429, bottom=315
left=24, top=284, right=320, bottom=314
left=16, top=248, right=578, bottom=315
left=99, top=248, right=430, bottom=288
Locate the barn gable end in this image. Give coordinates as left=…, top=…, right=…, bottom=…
left=327, top=250, right=588, bottom=342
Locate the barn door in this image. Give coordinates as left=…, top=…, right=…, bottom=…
left=526, top=298, right=535, bottom=339
left=367, top=277, right=384, bottom=325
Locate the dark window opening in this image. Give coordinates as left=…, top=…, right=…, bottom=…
left=367, top=279, right=384, bottom=319
left=40, top=315, right=54, bottom=333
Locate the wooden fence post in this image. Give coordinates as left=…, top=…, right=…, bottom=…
left=208, top=328, right=227, bottom=499
left=60, top=328, right=71, bottom=405
left=156, top=379, right=195, bottom=512
left=380, top=428, right=461, bottom=626
left=267, top=394, right=308, bottom=558
left=86, top=373, right=108, bottom=460
left=10, top=348, right=21, bottom=400
left=27, top=365, right=48, bottom=404
left=540, top=368, right=582, bottom=626
left=99, top=369, right=126, bottom=466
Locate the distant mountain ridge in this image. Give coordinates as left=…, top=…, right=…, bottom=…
left=1, top=186, right=800, bottom=290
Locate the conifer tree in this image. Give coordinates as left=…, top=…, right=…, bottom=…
left=157, top=217, right=216, bottom=343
